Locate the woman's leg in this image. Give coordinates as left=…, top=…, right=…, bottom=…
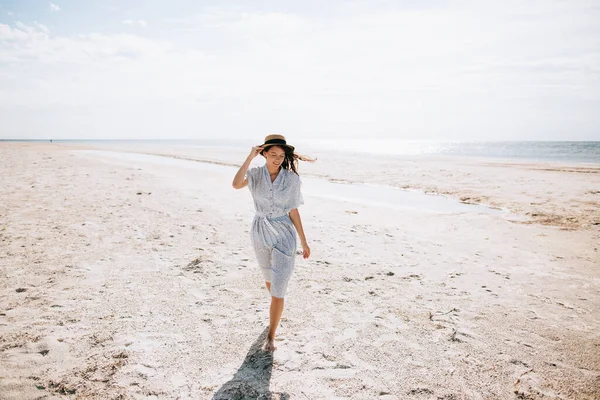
left=265, top=296, right=284, bottom=351
left=263, top=281, right=281, bottom=351
left=265, top=240, right=294, bottom=351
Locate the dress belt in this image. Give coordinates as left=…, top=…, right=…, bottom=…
left=253, top=213, right=289, bottom=248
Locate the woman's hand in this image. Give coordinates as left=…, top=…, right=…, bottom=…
left=301, top=241, right=311, bottom=259
left=248, top=145, right=264, bottom=160
left=289, top=209, right=309, bottom=259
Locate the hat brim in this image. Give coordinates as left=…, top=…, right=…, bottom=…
left=261, top=143, right=295, bottom=151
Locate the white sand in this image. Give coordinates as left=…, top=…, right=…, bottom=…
left=1, top=142, right=599, bottom=399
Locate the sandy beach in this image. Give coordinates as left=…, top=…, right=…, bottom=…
left=1, top=142, right=599, bottom=399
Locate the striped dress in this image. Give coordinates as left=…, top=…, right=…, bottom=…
left=246, top=164, right=304, bottom=298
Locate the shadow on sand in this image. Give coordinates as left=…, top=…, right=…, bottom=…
left=212, top=327, right=289, bottom=400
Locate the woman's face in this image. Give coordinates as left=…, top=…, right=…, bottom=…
left=263, top=146, right=286, bottom=169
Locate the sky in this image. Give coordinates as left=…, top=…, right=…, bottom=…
left=0, top=0, right=599, bottom=141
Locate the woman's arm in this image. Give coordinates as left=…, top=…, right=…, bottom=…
left=232, top=146, right=262, bottom=189
left=289, top=208, right=310, bottom=259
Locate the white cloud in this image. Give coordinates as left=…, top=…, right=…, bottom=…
left=1, top=1, right=599, bottom=140
left=7, top=11, right=15, bottom=16
left=0, top=22, right=170, bottom=67
left=34, top=22, right=50, bottom=33
left=1, top=22, right=48, bottom=42
left=50, top=3, right=60, bottom=12
left=122, top=19, right=148, bottom=28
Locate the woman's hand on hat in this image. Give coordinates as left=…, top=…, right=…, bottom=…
left=248, top=145, right=264, bottom=160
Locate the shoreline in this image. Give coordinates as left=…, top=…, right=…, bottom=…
left=2, top=139, right=599, bottom=163
left=65, top=142, right=600, bottom=231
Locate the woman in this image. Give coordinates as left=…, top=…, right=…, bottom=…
left=232, top=134, right=313, bottom=351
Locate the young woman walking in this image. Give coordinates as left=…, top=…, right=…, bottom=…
left=232, top=134, right=313, bottom=351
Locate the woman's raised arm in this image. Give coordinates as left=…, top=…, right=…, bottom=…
left=232, top=146, right=262, bottom=189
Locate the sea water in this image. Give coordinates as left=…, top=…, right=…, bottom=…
left=11, top=139, right=599, bottom=163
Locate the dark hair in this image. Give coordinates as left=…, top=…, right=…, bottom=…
left=261, top=145, right=315, bottom=175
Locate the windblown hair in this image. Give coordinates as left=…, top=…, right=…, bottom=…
left=261, top=145, right=316, bottom=175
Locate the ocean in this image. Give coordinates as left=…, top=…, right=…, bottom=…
left=3, top=139, right=600, bottom=163
left=301, top=140, right=600, bottom=163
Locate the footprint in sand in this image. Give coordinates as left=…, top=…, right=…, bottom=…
left=407, top=388, right=434, bottom=396
left=401, top=274, right=422, bottom=281
left=481, top=285, right=499, bottom=298
left=488, top=269, right=510, bottom=280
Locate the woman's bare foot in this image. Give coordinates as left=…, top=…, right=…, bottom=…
left=264, top=337, right=277, bottom=352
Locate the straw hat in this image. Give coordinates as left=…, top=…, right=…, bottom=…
left=260, top=134, right=295, bottom=151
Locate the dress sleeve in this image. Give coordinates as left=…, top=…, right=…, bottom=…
left=287, top=173, right=304, bottom=210
left=246, top=166, right=260, bottom=192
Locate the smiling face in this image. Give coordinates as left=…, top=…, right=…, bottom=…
left=263, top=145, right=286, bottom=169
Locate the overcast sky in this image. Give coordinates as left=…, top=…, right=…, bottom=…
left=0, top=0, right=598, bottom=141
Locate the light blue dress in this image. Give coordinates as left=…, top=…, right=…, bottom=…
left=246, top=164, right=304, bottom=298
